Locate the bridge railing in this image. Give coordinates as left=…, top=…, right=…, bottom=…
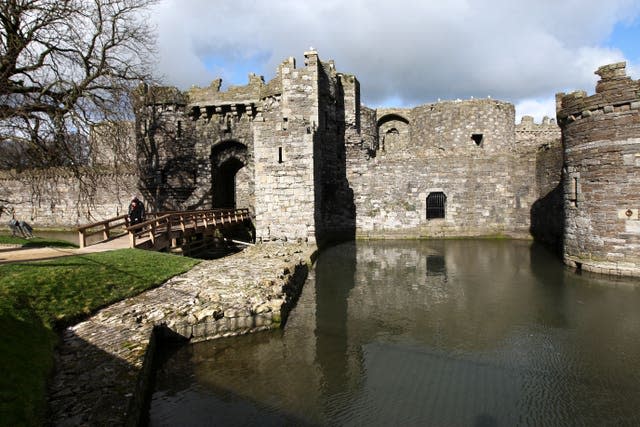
left=126, top=208, right=250, bottom=249
left=77, top=208, right=250, bottom=249
left=77, top=214, right=130, bottom=249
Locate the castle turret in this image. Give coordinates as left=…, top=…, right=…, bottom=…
left=557, top=62, right=640, bottom=275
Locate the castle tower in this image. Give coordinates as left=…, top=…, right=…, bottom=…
left=557, top=62, right=640, bottom=275
left=251, top=51, right=322, bottom=243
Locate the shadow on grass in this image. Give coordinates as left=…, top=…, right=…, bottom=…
left=0, top=249, right=200, bottom=425
left=0, top=314, right=56, bottom=427
left=22, top=239, right=78, bottom=249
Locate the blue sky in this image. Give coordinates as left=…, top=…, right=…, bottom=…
left=608, top=19, right=640, bottom=62
left=152, top=0, right=640, bottom=121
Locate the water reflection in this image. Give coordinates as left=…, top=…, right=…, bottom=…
left=149, top=240, right=640, bottom=426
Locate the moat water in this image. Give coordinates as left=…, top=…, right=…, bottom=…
left=149, top=240, right=640, bottom=426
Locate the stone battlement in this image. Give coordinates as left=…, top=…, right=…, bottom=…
left=556, top=62, right=640, bottom=126
left=516, top=115, right=558, bottom=130
left=187, top=73, right=267, bottom=106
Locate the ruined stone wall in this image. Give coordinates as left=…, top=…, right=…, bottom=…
left=515, top=116, right=563, bottom=250
left=377, top=108, right=411, bottom=155
left=315, top=62, right=357, bottom=243
left=1, top=169, right=138, bottom=228
left=90, top=121, right=136, bottom=168
left=355, top=105, right=378, bottom=150
left=558, top=62, right=640, bottom=275
left=347, top=99, right=540, bottom=238
left=134, top=86, right=198, bottom=211
left=340, top=73, right=361, bottom=145
left=185, top=74, right=265, bottom=213
left=187, top=98, right=256, bottom=213
left=134, top=51, right=356, bottom=244
left=252, top=53, right=319, bottom=242
left=134, top=78, right=259, bottom=214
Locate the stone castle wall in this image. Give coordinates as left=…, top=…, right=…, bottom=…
left=346, top=100, right=562, bottom=239
left=2, top=51, right=564, bottom=255
left=516, top=116, right=564, bottom=249
left=129, top=52, right=564, bottom=246
left=252, top=53, right=320, bottom=242
left=133, top=51, right=358, bottom=245
left=1, top=169, right=138, bottom=228
left=557, top=62, right=640, bottom=275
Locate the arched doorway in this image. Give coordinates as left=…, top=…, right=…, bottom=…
left=210, top=140, right=249, bottom=209
left=213, top=157, right=244, bottom=208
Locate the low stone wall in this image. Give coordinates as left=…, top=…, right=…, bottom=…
left=47, top=242, right=316, bottom=426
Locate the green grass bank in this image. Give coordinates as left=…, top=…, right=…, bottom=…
left=0, top=247, right=199, bottom=426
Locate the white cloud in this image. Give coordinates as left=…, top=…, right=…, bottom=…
left=515, top=97, right=558, bottom=124
left=150, top=0, right=640, bottom=119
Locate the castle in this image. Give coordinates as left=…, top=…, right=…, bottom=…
left=132, top=50, right=562, bottom=244
left=4, top=51, right=640, bottom=276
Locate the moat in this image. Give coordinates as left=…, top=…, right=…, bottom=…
left=149, top=240, right=640, bottom=426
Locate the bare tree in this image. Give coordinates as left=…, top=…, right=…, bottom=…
left=0, top=0, right=158, bottom=172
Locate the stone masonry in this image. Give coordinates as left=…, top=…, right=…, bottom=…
left=3, top=50, right=560, bottom=249
left=8, top=52, right=640, bottom=276
left=47, top=242, right=316, bottom=426
left=133, top=50, right=561, bottom=247
left=557, top=62, right=640, bottom=276
left=347, top=100, right=561, bottom=239
left=133, top=50, right=356, bottom=244
left=1, top=168, right=137, bottom=227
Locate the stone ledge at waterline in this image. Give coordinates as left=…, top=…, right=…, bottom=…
left=47, top=242, right=317, bottom=426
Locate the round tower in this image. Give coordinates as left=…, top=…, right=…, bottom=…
left=557, top=62, right=640, bottom=275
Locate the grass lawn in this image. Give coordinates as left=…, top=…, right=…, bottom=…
left=0, top=249, right=200, bottom=426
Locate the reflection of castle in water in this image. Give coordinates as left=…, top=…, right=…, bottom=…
left=169, top=240, right=640, bottom=425
left=344, top=241, right=539, bottom=347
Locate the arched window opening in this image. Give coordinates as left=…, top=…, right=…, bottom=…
left=426, top=192, right=446, bottom=219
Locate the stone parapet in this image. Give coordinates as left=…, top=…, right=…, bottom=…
left=187, top=73, right=267, bottom=107
left=557, top=62, right=640, bottom=149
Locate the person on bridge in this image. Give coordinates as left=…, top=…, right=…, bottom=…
left=128, top=197, right=145, bottom=225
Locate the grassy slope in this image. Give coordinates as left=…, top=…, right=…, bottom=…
left=0, top=249, right=199, bottom=426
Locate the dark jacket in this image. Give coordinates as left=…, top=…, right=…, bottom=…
left=128, top=198, right=145, bottom=225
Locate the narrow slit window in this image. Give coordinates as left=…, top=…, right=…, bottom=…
left=177, top=120, right=182, bottom=137
left=571, top=177, right=579, bottom=207
left=278, top=147, right=283, bottom=163
left=471, top=134, right=483, bottom=146
left=426, top=192, right=446, bottom=219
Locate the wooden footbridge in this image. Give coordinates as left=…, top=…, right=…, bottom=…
left=77, top=208, right=252, bottom=254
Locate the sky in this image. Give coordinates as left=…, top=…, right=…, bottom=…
left=150, top=0, right=640, bottom=122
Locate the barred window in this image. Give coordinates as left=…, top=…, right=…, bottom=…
left=426, top=192, right=446, bottom=219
